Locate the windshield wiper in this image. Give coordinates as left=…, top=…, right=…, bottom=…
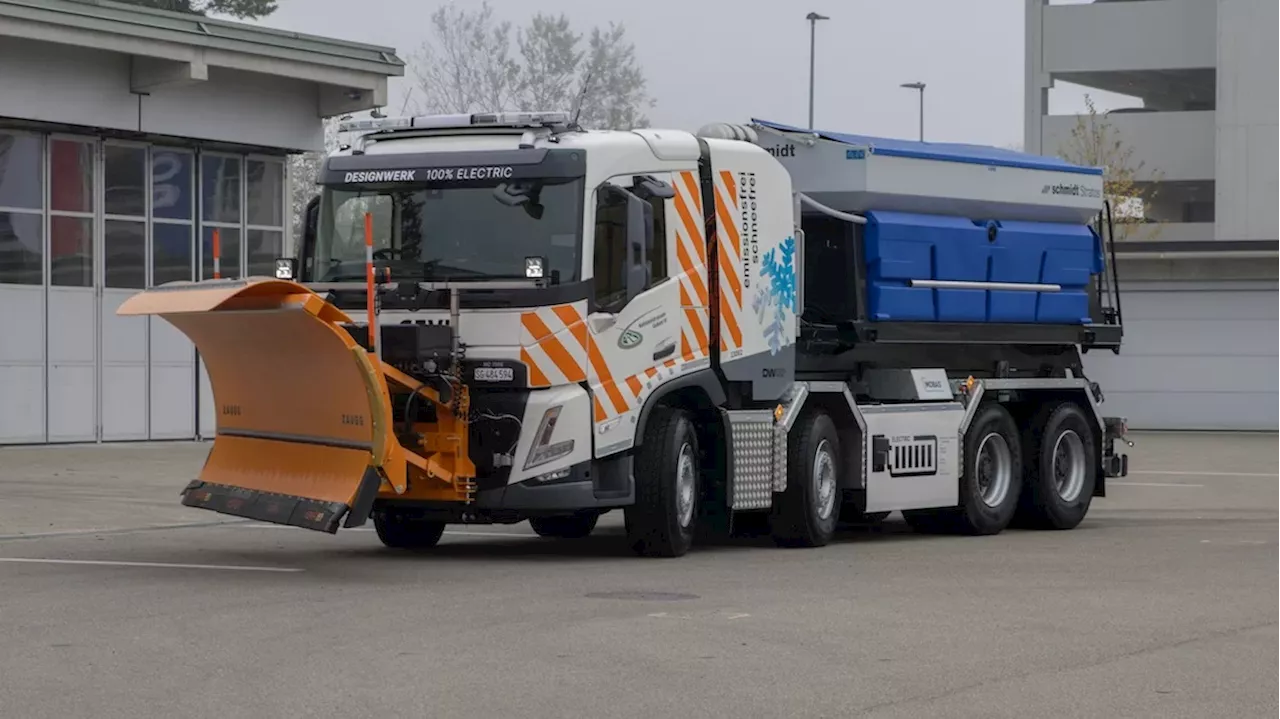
left=321, top=261, right=550, bottom=284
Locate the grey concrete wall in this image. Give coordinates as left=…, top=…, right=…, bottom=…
left=0, top=37, right=323, bottom=152
left=1214, top=0, right=1279, bottom=243
left=1041, top=0, right=1216, bottom=73
left=1041, top=110, right=1215, bottom=183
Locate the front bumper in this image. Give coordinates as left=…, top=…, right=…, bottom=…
left=473, top=460, right=633, bottom=513
left=374, top=459, right=634, bottom=521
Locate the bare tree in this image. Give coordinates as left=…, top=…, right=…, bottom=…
left=573, top=22, right=653, bottom=130
left=411, top=3, right=523, bottom=115
left=409, top=3, right=654, bottom=129
left=111, top=0, right=278, bottom=19
left=1056, top=94, right=1164, bottom=242
left=515, top=13, right=583, bottom=113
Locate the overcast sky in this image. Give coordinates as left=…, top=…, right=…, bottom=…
left=243, top=0, right=1137, bottom=149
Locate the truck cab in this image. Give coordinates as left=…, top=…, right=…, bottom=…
left=275, top=112, right=794, bottom=548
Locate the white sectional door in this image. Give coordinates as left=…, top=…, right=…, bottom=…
left=1083, top=281, right=1279, bottom=430
left=100, top=141, right=150, bottom=440
left=149, top=147, right=197, bottom=440
left=0, top=130, right=47, bottom=444
left=46, top=135, right=98, bottom=443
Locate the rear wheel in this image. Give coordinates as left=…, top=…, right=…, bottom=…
left=373, top=508, right=446, bottom=549
left=1018, top=402, right=1097, bottom=530
left=771, top=410, right=840, bottom=548
left=625, top=406, right=700, bottom=558
left=529, top=512, right=599, bottom=539
left=904, top=402, right=1022, bottom=536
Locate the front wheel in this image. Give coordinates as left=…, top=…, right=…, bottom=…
left=771, top=410, right=840, bottom=548
left=529, top=512, right=599, bottom=539
left=373, top=508, right=446, bottom=549
left=625, top=406, right=701, bottom=558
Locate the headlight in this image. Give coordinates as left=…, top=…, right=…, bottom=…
left=523, top=405, right=574, bottom=470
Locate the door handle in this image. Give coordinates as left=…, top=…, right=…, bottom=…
left=652, top=343, right=675, bottom=361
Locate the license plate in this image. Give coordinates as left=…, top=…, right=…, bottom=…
left=474, top=366, right=514, bottom=382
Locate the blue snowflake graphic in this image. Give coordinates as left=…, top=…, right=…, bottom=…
left=753, top=235, right=798, bottom=355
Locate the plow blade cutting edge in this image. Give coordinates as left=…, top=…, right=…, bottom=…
left=117, top=278, right=410, bottom=533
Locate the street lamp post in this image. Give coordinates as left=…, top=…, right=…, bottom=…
left=806, top=12, right=829, bottom=129
left=900, top=82, right=926, bottom=141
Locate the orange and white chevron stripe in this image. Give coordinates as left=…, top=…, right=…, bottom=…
left=519, top=303, right=588, bottom=387
left=590, top=337, right=710, bottom=424
left=714, top=169, right=745, bottom=354
left=672, top=170, right=712, bottom=353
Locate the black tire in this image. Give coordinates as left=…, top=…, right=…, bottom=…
left=373, top=508, right=446, bottom=549
left=1018, top=401, right=1097, bottom=530
left=771, top=410, right=841, bottom=548
left=906, top=403, right=1023, bottom=535
left=529, top=512, right=599, bottom=539
left=954, top=402, right=1023, bottom=535
left=625, top=406, right=700, bottom=558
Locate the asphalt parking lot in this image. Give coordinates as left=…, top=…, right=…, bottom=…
left=0, top=432, right=1275, bottom=719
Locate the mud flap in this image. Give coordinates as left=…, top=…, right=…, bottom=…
left=118, top=278, right=399, bottom=533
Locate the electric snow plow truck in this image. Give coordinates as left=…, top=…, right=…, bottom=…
left=120, top=111, right=1131, bottom=557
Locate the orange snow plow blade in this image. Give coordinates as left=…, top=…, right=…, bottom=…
left=117, top=278, right=422, bottom=533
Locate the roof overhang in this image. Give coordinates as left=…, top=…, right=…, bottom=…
left=0, top=0, right=405, bottom=116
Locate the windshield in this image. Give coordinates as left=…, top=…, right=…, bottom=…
left=314, top=177, right=584, bottom=283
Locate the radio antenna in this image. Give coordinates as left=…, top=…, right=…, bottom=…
left=569, top=70, right=594, bottom=129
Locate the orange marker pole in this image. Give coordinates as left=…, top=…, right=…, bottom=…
left=364, top=211, right=377, bottom=356
left=211, top=228, right=221, bottom=279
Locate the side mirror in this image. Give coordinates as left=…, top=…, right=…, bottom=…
left=300, top=194, right=320, bottom=281
left=625, top=191, right=651, bottom=303
left=632, top=176, right=675, bottom=200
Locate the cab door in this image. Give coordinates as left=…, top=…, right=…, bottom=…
left=586, top=170, right=710, bottom=457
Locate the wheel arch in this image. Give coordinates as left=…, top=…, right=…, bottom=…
left=632, top=370, right=727, bottom=450
left=794, top=385, right=865, bottom=491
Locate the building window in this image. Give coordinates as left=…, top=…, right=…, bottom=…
left=196, top=153, right=284, bottom=279
left=151, top=148, right=194, bottom=286
left=49, top=137, right=94, bottom=287
left=200, top=154, right=241, bottom=279
left=0, top=131, right=44, bottom=285
left=245, top=158, right=285, bottom=277
left=104, top=144, right=147, bottom=290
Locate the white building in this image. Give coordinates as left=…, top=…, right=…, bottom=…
left=1024, top=0, right=1278, bottom=430
left=0, top=0, right=402, bottom=445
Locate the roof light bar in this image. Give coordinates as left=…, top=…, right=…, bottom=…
left=337, top=111, right=571, bottom=135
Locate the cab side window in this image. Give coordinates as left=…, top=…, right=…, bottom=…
left=593, top=183, right=629, bottom=312
left=592, top=174, right=673, bottom=313
left=643, top=185, right=669, bottom=288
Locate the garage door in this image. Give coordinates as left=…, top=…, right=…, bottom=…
left=1082, top=282, right=1278, bottom=430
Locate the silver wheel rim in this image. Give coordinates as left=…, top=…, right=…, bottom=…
left=975, top=432, right=1013, bottom=508
left=813, top=439, right=837, bottom=521
left=1052, top=430, right=1087, bottom=502
left=675, top=441, right=697, bottom=528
